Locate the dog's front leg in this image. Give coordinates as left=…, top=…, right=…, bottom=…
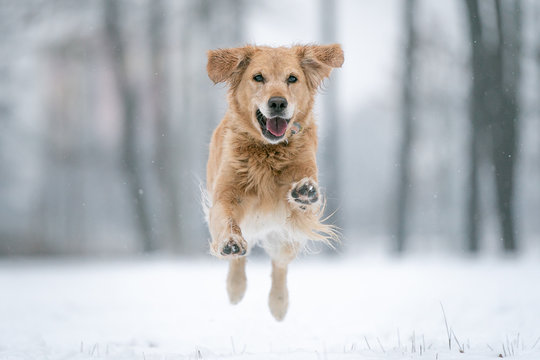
left=287, top=161, right=321, bottom=213
left=209, top=188, right=249, bottom=303
left=286, top=155, right=322, bottom=213
left=208, top=186, right=248, bottom=258
left=288, top=177, right=322, bottom=212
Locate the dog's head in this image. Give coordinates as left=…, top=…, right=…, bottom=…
left=207, top=44, right=344, bottom=144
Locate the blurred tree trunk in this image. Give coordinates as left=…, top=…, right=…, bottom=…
left=177, top=0, right=209, bottom=253
left=104, top=0, right=156, bottom=252
left=174, top=0, right=244, bottom=254
left=395, top=0, right=416, bottom=253
left=175, top=1, right=196, bottom=253
left=464, top=0, right=485, bottom=252
left=464, top=0, right=520, bottom=252
left=320, top=0, right=342, bottom=231
left=538, top=3, right=540, bottom=171
left=149, top=0, right=181, bottom=250
left=491, top=0, right=520, bottom=252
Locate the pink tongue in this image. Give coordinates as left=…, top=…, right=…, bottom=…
left=267, top=117, right=287, bottom=137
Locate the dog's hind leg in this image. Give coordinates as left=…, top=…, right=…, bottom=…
left=227, top=257, right=247, bottom=304
left=269, top=261, right=290, bottom=321
left=263, top=234, right=301, bottom=321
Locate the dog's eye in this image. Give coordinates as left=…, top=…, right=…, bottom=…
left=287, top=75, right=297, bottom=83
left=253, top=74, right=264, bottom=83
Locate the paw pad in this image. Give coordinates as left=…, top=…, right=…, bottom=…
left=220, top=238, right=247, bottom=256
left=289, top=178, right=320, bottom=209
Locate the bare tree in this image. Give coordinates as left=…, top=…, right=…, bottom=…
left=491, top=0, right=520, bottom=251
left=395, top=0, right=417, bottom=252
left=464, top=0, right=521, bottom=252
left=538, top=3, right=540, bottom=173
left=173, top=0, right=245, bottom=253
left=174, top=0, right=212, bottom=253
left=464, top=0, right=485, bottom=252
left=104, top=0, right=156, bottom=252
left=319, top=0, right=342, bottom=231
left=149, top=0, right=181, bottom=251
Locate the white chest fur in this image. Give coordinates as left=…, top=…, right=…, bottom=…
left=240, top=200, right=291, bottom=244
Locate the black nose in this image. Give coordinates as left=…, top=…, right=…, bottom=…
left=268, top=96, right=288, bottom=112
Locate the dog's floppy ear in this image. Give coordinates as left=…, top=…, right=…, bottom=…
left=207, top=46, right=254, bottom=90
left=296, top=44, right=344, bottom=90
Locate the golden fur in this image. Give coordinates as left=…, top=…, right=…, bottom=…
left=205, top=44, right=343, bottom=320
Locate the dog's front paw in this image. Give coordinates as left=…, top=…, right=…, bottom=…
left=289, top=177, right=320, bottom=211
left=211, top=234, right=248, bottom=258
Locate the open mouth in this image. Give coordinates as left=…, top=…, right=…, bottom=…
left=256, top=109, right=290, bottom=141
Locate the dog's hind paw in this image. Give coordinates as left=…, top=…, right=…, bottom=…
left=288, top=177, right=321, bottom=211
left=268, top=286, right=289, bottom=321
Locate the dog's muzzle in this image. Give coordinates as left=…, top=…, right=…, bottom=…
left=256, top=109, right=290, bottom=142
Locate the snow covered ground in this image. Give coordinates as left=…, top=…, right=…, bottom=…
left=1, top=255, right=539, bottom=360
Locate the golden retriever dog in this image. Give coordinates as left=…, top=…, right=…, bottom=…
left=204, top=44, right=343, bottom=320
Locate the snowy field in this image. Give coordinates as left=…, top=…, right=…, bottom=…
left=1, top=255, right=539, bottom=360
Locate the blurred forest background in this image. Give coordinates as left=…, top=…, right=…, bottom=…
left=1, top=0, right=539, bottom=257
